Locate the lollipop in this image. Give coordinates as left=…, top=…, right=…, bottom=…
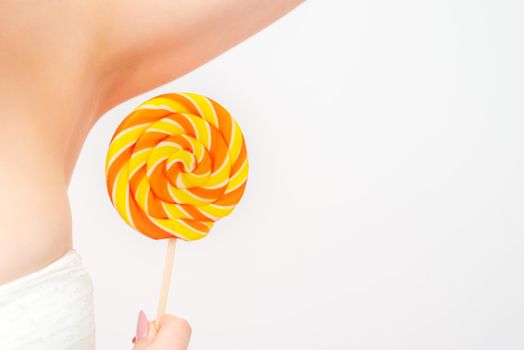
left=105, top=92, right=248, bottom=323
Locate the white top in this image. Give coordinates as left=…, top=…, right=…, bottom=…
left=0, top=249, right=95, bottom=350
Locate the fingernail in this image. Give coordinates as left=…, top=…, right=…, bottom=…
left=136, top=310, right=149, bottom=341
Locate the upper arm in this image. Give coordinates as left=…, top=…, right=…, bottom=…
left=95, top=0, right=304, bottom=113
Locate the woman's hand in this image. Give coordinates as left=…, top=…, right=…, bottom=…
left=132, top=311, right=191, bottom=350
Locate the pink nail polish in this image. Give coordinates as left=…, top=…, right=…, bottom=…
left=136, top=310, right=149, bottom=341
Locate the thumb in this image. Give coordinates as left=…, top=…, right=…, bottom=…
left=132, top=311, right=158, bottom=350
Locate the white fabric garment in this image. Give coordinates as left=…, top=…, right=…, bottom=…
left=0, top=249, right=95, bottom=350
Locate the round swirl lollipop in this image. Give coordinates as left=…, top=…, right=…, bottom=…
left=105, top=92, right=248, bottom=241
left=105, top=92, right=248, bottom=323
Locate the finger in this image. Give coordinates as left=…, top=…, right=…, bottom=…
left=132, top=312, right=156, bottom=350
left=150, top=315, right=192, bottom=350
left=147, top=321, right=158, bottom=339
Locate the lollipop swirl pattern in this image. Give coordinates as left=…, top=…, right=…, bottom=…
left=105, top=92, right=248, bottom=241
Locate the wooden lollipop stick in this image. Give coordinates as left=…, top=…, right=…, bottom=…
left=156, top=238, right=177, bottom=329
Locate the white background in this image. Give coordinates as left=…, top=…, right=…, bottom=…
left=69, top=1, right=524, bottom=349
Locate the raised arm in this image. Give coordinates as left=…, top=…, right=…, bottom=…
left=94, top=0, right=304, bottom=113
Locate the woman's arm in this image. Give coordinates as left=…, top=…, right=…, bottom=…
left=94, top=0, right=304, bottom=114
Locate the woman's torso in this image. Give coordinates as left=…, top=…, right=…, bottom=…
left=0, top=1, right=107, bottom=284
left=0, top=0, right=291, bottom=285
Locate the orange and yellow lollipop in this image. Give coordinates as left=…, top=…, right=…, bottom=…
left=105, top=92, right=248, bottom=241
left=105, top=92, right=248, bottom=324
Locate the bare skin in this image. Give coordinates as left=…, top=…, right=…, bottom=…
left=0, top=0, right=303, bottom=347
left=132, top=313, right=193, bottom=350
